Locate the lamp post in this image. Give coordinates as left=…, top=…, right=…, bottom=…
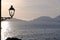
left=1, top=5, right=15, bottom=40
left=1, top=5, right=15, bottom=21
left=9, top=5, right=15, bottom=18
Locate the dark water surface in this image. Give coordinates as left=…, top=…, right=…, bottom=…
left=1, top=21, right=60, bottom=40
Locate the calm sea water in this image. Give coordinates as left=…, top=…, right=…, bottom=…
left=1, top=21, right=60, bottom=40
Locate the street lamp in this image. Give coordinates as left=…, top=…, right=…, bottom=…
left=9, top=5, right=15, bottom=18
left=1, top=5, right=15, bottom=21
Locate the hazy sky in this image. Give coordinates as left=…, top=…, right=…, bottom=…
left=2, top=0, right=60, bottom=20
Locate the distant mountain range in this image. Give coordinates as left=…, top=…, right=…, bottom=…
left=28, top=15, right=60, bottom=28
left=5, top=15, right=60, bottom=28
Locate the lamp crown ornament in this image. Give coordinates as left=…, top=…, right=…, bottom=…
left=9, top=5, right=15, bottom=10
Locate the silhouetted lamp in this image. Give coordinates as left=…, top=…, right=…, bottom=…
left=9, top=5, right=15, bottom=18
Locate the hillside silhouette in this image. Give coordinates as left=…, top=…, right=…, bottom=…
left=4, top=15, right=60, bottom=28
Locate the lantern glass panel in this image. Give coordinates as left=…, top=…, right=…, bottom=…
left=9, top=10, right=14, bottom=16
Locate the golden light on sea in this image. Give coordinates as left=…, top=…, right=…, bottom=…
left=1, top=21, right=10, bottom=40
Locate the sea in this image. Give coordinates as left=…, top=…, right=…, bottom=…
left=1, top=21, right=60, bottom=40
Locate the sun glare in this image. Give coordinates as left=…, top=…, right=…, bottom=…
left=1, top=21, right=10, bottom=40
left=1, top=21, right=9, bottom=30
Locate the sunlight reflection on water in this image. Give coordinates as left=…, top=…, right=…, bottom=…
left=1, top=21, right=10, bottom=40
left=1, top=21, right=60, bottom=40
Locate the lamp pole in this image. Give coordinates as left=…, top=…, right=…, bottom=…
left=0, top=0, right=1, bottom=40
